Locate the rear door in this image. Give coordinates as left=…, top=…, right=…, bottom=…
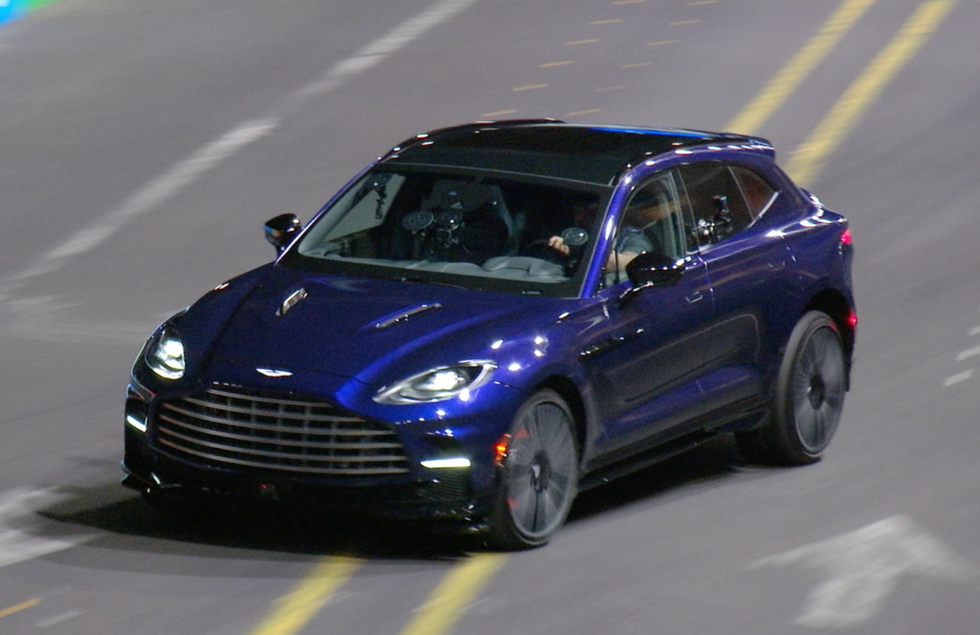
left=678, top=161, right=795, bottom=413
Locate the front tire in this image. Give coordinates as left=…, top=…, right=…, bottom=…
left=737, top=311, right=847, bottom=465
left=486, top=390, right=579, bottom=550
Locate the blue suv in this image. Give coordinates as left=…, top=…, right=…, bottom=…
left=123, top=120, right=856, bottom=549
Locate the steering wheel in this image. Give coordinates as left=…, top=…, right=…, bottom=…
left=522, top=228, right=590, bottom=272
left=559, top=227, right=588, bottom=247
left=524, top=227, right=589, bottom=252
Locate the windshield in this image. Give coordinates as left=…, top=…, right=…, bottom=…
left=285, top=167, right=607, bottom=297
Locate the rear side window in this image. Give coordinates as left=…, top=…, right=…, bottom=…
left=731, top=165, right=778, bottom=217
left=679, top=162, right=752, bottom=244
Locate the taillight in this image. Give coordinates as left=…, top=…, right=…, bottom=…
left=840, top=228, right=853, bottom=245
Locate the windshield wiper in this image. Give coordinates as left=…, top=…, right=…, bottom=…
left=396, top=275, right=467, bottom=290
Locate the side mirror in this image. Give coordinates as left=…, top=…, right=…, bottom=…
left=619, top=252, right=685, bottom=308
left=625, top=251, right=684, bottom=287
left=264, top=214, right=302, bottom=253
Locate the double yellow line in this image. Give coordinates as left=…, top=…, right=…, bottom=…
left=245, top=2, right=958, bottom=634
left=783, top=0, right=957, bottom=186
left=249, top=553, right=507, bottom=635
left=727, top=0, right=957, bottom=188
left=249, top=557, right=361, bottom=635
left=725, top=0, right=879, bottom=137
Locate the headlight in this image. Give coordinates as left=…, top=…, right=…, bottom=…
left=374, top=361, right=496, bottom=404
left=145, top=325, right=186, bottom=380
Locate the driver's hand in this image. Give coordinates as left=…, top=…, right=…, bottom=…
left=548, top=235, right=570, bottom=256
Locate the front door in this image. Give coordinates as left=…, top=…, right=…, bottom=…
left=582, top=172, right=716, bottom=457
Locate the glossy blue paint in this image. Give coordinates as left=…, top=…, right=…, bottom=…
left=122, top=121, right=855, bottom=545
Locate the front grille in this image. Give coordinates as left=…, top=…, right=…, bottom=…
left=153, top=387, right=410, bottom=476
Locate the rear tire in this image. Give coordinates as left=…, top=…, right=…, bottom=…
left=737, top=311, right=846, bottom=465
left=486, top=390, right=579, bottom=550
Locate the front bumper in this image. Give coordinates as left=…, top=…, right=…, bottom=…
left=122, top=438, right=486, bottom=522
left=122, top=379, right=517, bottom=523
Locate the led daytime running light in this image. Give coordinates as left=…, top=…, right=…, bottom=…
left=421, top=457, right=471, bottom=469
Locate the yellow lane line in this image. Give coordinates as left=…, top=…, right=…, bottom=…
left=512, top=84, right=548, bottom=92
left=398, top=554, right=509, bottom=635
left=590, top=19, right=623, bottom=25
left=540, top=61, right=575, bottom=68
left=0, top=598, right=41, bottom=619
left=249, top=556, right=362, bottom=635
left=726, top=0, right=878, bottom=136
left=785, top=0, right=958, bottom=187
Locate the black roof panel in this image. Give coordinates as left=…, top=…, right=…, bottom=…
left=382, top=121, right=760, bottom=185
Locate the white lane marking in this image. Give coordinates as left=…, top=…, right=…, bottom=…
left=955, top=344, right=980, bottom=361
left=1, top=0, right=481, bottom=295
left=750, top=515, right=977, bottom=628
left=290, top=0, right=480, bottom=102
left=36, top=610, right=85, bottom=628
left=943, top=369, right=974, bottom=387
left=942, top=312, right=980, bottom=385
left=0, top=488, right=95, bottom=570
left=359, top=0, right=479, bottom=57
left=6, top=119, right=278, bottom=288
left=0, top=295, right=155, bottom=344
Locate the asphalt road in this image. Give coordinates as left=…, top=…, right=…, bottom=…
left=1, top=0, right=979, bottom=633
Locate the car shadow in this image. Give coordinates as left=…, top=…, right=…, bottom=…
left=39, top=484, right=476, bottom=561
left=35, top=435, right=772, bottom=563
left=567, top=433, right=771, bottom=524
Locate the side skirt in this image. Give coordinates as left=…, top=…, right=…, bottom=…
left=579, top=398, right=770, bottom=491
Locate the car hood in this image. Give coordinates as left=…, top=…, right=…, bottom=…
left=206, top=266, right=553, bottom=386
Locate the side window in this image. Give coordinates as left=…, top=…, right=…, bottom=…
left=605, top=171, right=687, bottom=283
left=731, top=165, right=778, bottom=218
left=679, top=163, right=752, bottom=245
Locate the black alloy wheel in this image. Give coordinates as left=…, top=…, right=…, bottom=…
left=487, top=389, right=579, bottom=549
left=737, top=310, right=847, bottom=465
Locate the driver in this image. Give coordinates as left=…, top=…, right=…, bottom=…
left=556, top=182, right=672, bottom=270
left=548, top=203, right=659, bottom=271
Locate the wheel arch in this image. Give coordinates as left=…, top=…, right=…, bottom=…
left=802, top=288, right=856, bottom=382
left=532, top=375, right=588, bottom=460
